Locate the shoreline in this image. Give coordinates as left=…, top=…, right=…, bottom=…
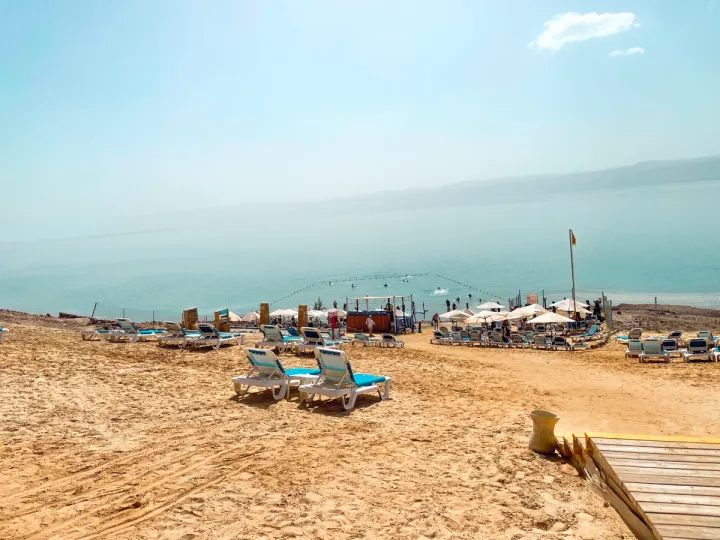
left=4, top=302, right=720, bottom=333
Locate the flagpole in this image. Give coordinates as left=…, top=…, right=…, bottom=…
left=569, top=229, right=576, bottom=323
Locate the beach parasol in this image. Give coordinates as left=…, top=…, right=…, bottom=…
left=307, top=309, right=326, bottom=318
left=439, top=310, right=471, bottom=322
left=477, top=301, right=505, bottom=310
left=526, top=312, right=574, bottom=325
left=506, top=304, right=547, bottom=320
left=551, top=299, right=589, bottom=312
left=239, top=311, right=259, bottom=323
left=466, top=310, right=505, bottom=324
left=326, top=308, right=347, bottom=319
left=228, top=310, right=242, bottom=322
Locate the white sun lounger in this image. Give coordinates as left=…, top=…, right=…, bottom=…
left=107, top=318, right=165, bottom=343
left=617, top=328, right=643, bottom=344
left=80, top=328, right=111, bottom=341
left=299, top=348, right=391, bottom=411
left=294, top=327, right=340, bottom=353
left=157, top=321, right=201, bottom=348
left=232, top=348, right=320, bottom=400
left=189, top=323, right=243, bottom=350
left=639, top=338, right=669, bottom=363
left=683, top=338, right=713, bottom=363
left=0, top=327, right=8, bottom=344
left=381, top=334, right=404, bottom=348
left=532, top=334, right=550, bottom=349
left=354, top=333, right=382, bottom=347
left=257, top=325, right=301, bottom=352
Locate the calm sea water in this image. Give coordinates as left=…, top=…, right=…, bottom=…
left=2, top=179, right=720, bottom=321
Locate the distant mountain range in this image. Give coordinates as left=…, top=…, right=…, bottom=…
left=329, top=155, right=720, bottom=214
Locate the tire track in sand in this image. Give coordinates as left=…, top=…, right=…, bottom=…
left=18, top=446, right=268, bottom=540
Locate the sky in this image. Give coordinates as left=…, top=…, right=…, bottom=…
left=1, top=0, right=720, bottom=234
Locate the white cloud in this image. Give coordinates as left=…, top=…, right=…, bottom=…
left=610, top=47, right=645, bottom=57
left=529, top=12, right=639, bottom=52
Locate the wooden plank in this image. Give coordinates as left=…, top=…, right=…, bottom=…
left=647, top=513, right=720, bottom=527
left=605, top=452, right=720, bottom=464
left=634, top=492, right=720, bottom=507
left=607, top=458, right=720, bottom=472
left=614, top=466, right=720, bottom=479
left=587, top=433, right=720, bottom=445
left=654, top=524, right=720, bottom=539
left=642, top=502, right=720, bottom=518
left=596, top=444, right=720, bottom=458
left=627, top=483, right=720, bottom=497
left=622, top=475, right=720, bottom=488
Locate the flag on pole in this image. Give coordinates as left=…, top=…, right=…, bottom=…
left=570, top=229, right=577, bottom=246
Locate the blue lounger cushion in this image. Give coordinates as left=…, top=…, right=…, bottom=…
left=353, top=373, right=387, bottom=387
left=218, top=332, right=235, bottom=338
left=285, top=367, right=321, bottom=376
left=139, top=329, right=165, bottom=335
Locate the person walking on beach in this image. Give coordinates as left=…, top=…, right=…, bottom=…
left=365, top=315, right=375, bottom=336
left=432, top=313, right=439, bottom=330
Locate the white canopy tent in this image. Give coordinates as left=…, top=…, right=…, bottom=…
left=526, top=312, right=574, bottom=325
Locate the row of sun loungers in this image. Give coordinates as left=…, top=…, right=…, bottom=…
left=625, top=337, right=720, bottom=363
left=431, top=329, right=585, bottom=351
left=81, top=318, right=243, bottom=349
left=255, top=325, right=404, bottom=353
left=232, top=347, right=391, bottom=410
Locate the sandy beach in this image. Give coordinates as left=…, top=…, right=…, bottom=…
left=2, top=310, right=720, bottom=539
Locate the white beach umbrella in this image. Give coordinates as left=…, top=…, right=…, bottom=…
left=326, top=308, right=347, bottom=318
left=269, top=309, right=286, bottom=317
left=551, top=299, right=589, bottom=312
left=526, top=312, right=574, bottom=325
left=239, top=311, right=259, bottom=323
left=506, top=304, right=547, bottom=320
left=477, top=301, right=505, bottom=310
left=466, top=310, right=500, bottom=324
left=307, top=309, right=326, bottom=318
left=439, top=310, right=471, bottom=322
left=227, top=310, right=242, bottom=322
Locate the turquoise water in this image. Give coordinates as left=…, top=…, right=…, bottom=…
left=2, top=179, right=720, bottom=320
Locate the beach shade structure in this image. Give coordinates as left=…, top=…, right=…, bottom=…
left=526, top=312, right=574, bottom=325
left=228, top=311, right=243, bottom=323
left=506, top=304, right=547, bottom=320
left=551, top=299, right=589, bottom=312
left=465, top=310, right=507, bottom=324
left=240, top=311, right=260, bottom=323
left=326, top=308, right=347, bottom=319
left=477, top=301, right=505, bottom=310
left=307, top=309, right=326, bottom=319
left=463, top=308, right=475, bottom=315
left=439, top=310, right=471, bottom=322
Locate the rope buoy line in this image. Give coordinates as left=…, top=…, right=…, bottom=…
left=435, top=274, right=504, bottom=302
left=268, top=272, right=504, bottom=306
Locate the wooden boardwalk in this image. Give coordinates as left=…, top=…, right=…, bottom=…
left=564, top=433, right=720, bottom=540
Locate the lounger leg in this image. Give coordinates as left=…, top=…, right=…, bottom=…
left=343, top=392, right=357, bottom=411
left=381, top=378, right=392, bottom=400
left=271, top=383, right=288, bottom=400
left=213, top=341, right=221, bottom=350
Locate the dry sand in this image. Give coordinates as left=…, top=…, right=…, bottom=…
left=2, top=313, right=720, bottom=539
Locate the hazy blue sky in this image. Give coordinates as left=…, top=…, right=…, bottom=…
left=2, top=0, right=719, bottom=231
